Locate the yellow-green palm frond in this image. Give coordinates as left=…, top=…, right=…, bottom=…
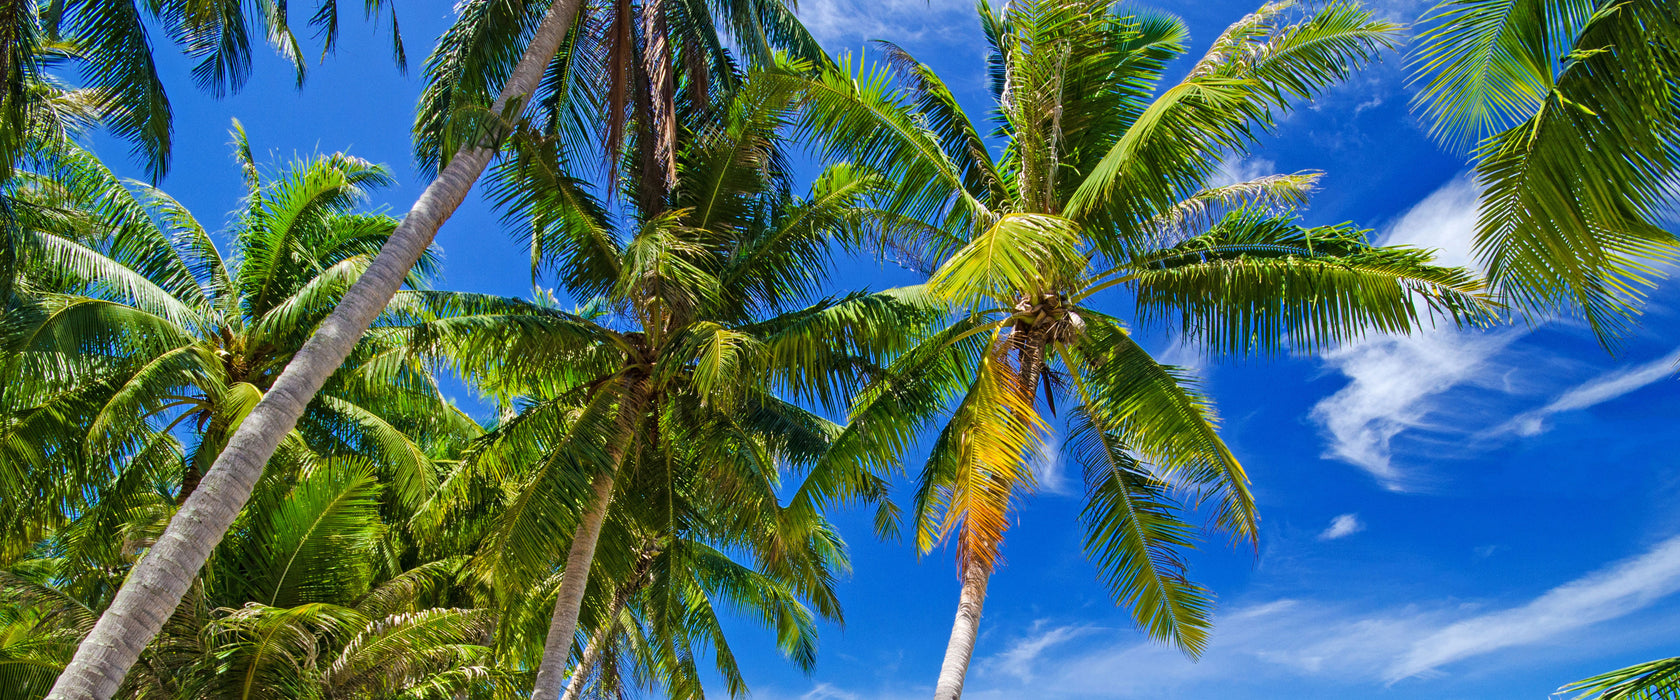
left=1069, top=1, right=1398, bottom=249
left=1065, top=317, right=1256, bottom=545
left=1411, top=0, right=1680, bottom=343
left=1560, top=656, right=1680, bottom=700
left=929, top=213, right=1084, bottom=308
left=1066, top=408, right=1212, bottom=658
left=920, top=336, right=1045, bottom=572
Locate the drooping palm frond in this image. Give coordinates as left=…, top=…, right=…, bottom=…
left=1560, top=656, right=1680, bottom=700
left=1119, top=209, right=1497, bottom=355
left=1065, top=408, right=1211, bottom=657
left=1410, top=0, right=1680, bottom=342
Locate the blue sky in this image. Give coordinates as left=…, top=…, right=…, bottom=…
left=87, top=0, right=1680, bottom=697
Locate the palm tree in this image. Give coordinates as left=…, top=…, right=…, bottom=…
left=1, top=126, right=476, bottom=534
left=2, top=454, right=509, bottom=700
left=771, top=1, right=1495, bottom=695
left=1560, top=657, right=1680, bottom=699
left=405, top=77, right=930, bottom=698
left=1409, top=0, right=1680, bottom=342
left=49, top=0, right=833, bottom=691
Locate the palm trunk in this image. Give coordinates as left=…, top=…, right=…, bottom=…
left=531, top=472, right=617, bottom=699
left=931, top=323, right=1044, bottom=700
left=42, top=4, right=586, bottom=698
left=932, top=560, right=991, bottom=700
left=558, top=600, right=616, bottom=700
left=560, top=540, right=657, bottom=700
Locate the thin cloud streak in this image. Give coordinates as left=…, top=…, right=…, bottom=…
left=1311, top=329, right=1522, bottom=488
left=1493, top=345, right=1680, bottom=437
left=843, top=533, right=1680, bottom=698
left=1309, top=176, right=1520, bottom=488
left=1389, top=533, right=1680, bottom=680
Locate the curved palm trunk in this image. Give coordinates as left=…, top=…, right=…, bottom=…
left=933, top=560, right=991, bottom=700
left=42, top=3, right=586, bottom=697
left=532, top=472, right=617, bottom=699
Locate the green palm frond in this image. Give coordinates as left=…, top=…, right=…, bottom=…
left=1561, top=656, right=1680, bottom=700
left=1410, top=0, right=1680, bottom=343
left=1066, top=408, right=1212, bottom=657
left=1068, top=1, right=1399, bottom=249
left=1120, top=209, right=1497, bottom=355
left=53, top=0, right=172, bottom=180
left=1065, top=316, right=1255, bottom=543
left=929, top=213, right=1084, bottom=307
left=222, top=457, right=385, bottom=608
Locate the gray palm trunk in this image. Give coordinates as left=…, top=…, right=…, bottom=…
left=41, top=2, right=587, bottom=696
left=532, top=473, right=617, bottom=699
left=933, top=561, right=992, bottom=700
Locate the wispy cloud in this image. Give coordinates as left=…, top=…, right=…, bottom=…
left=1318, top=513, right=1366, bottom=540
left=852, top=533, right=1680, bottom=698
left=1026, top=431, right=1075, bottom=496
left=1308, top=177, right=1508, bottom=488
left=1311, top=328, right=1522, bottom=488
left=1211, top=157, right=1279, bottom=188
left=799, top=684, right=864, bottom=700
left=1389, top=533, right=1680, bottom=680
left=1493, top=345, right=1680, bottom=437
left=795, top=0, right=979, bottom=49
left=990, top=622, right=1095, bottom=682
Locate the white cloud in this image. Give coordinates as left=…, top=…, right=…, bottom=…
left=1494, top=345, right=1680, bottom=437
left=1309, top=176, right=1524, bottom=488
left=1388, top=533, right=1680, bottom=680
left=795, top=0, right=979, bottom=49
left=989, top=622, right=1095, bottom=682
left=1210, top=157, right=1279, bottom=188
left=869, top=533, right=1680, bottom=698
left=1380, top=175, right=1482, bottom=271
left=1318, top=513, right=1366, bottom=540
left=798, top=683, right=864, bottom=700
left=1311, top=329, right=1522, bottom=489
left=1029, top=432, right=1073, bottom=496
left=1152, top=333, right=1208, bottom=374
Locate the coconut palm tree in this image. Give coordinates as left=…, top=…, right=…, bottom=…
left=1409, top=0, right=1680, bottom=342
left=50, top=0, right=831, bottom=690
left=402, top=77, right=932, bottom=698
left=2, top=453, right=510, bottom=700
left=0, top=126, right=477, bottom=525
left=770, top=1, right=1496, bottom=695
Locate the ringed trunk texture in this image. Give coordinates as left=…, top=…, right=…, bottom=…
left=531, top=473, right=618, bottom=700
left=932, top=560, right=992, bottom=700
left=42, top=2, right=586, bottom=697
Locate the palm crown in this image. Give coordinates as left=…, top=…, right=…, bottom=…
left=773, top=0, right=1497, bottom=682
left=406, top=76, right=939, bottom=697
left=0, top=127, right=479, bottom=562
